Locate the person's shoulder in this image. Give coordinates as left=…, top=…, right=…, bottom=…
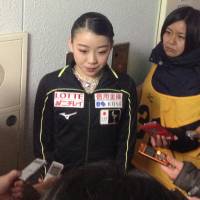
left=41, top=66, right=70, bottom=83
left=42, top=68, right=64, bottom=80
left=38, top=66, right=70, bottom=90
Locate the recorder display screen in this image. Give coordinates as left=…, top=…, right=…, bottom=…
left=50, top=166, right=61, bottom=176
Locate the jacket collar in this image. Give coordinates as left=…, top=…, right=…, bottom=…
left=149, top=42, right=200, bottom=68
left=58, top=64, right=118, bottom=90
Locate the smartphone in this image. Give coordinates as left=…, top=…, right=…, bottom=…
left=138, top=142, right=169, bottom=166
left=19, top=158, right=46, bottom=181
left=139, top=121, right=176, bottom=140
left=44, top=161, right=64, bottom=181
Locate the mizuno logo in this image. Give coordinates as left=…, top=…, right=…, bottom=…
left=59, top=112, right=77, bottom=120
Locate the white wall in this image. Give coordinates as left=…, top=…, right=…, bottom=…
left=0, top=0, right=159, bottom=165
left=0, top=1, right=23, bottom=32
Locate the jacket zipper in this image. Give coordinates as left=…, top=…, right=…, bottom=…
left=85, top=94, right=91, bottom=164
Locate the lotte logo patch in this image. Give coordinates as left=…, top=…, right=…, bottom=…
left=54, top=92, right=84, bottom=108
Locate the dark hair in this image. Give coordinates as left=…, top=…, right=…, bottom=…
left=161, top=6, right=200, bottom=53
left=41, top=161, right=186, bottom=200
left=71, top=12, right=114, bottom=44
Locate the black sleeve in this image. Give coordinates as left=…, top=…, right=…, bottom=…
left=116, top=76, right=138, bottom=173
left=33, top=75, right=55, bottom=164
left=174, top=162, right=200, bottom=197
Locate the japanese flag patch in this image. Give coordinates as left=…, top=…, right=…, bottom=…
left=100, top=109, right=121, bottom=125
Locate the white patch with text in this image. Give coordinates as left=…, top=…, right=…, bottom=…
left=54, top=92, right=84, bottom=108
left=95, top=93, right=123, bottom=108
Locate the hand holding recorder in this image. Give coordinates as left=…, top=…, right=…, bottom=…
left=138, top=142, right=170, bottom=166
left=12, top=159, right=64, bottom=200
left=19, top=159, right=64, bottom=182
left=160, top=155, right=183, bottom=180
left=0, top=170, right=21, bottom=200
left=139, top=121, right=178, bottom=147
left=139, top=121, right=176, bottom=140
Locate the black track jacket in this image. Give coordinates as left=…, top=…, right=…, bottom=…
left=33, top=64, right=137, bottom=172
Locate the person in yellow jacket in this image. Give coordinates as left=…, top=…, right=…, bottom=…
left=132, top=6, right=200, bottom=193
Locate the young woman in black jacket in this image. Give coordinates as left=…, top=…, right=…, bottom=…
left=33, top=12, right=137, bottom=174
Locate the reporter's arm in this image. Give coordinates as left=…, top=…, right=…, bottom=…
left=174, top=162, right=200, bottom=198
left=160, top=156, right=200, bottom=198
left=0, top=170, right=21, bottom=200
left=0, top=170, right=21, bottom=194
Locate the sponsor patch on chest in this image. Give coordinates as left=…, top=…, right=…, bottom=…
left=54, top=92, right=84, bottom=108
left=100, top=109, right=121, bottom=125
left=95, top=93, right=123, bottom=108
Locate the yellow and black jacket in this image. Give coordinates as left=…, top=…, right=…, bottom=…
left=133, top=43, right=200, bottom=191
left=33, top=64, right=137, bottom=173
